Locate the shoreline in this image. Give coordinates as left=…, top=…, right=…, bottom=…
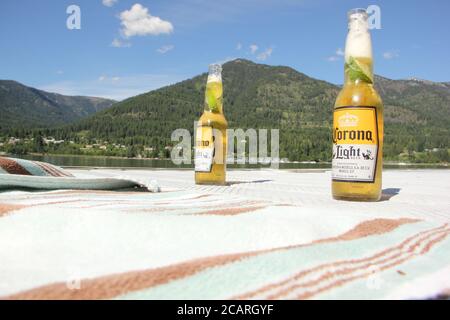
left=2, top=152, right=448, bottom=169
left=16, top=152, right=450, bottom=167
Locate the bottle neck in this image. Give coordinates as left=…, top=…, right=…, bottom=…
left=344, top=15, right=374, bottom=85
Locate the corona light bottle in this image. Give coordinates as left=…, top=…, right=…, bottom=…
left=332, top=9, right=384, bottom=201
left=195, top=64, right=227, bottom=185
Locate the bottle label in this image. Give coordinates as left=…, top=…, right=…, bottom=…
left=332, top=106, right=379, bottom=183
left=195, top=126, right=215, bottom=172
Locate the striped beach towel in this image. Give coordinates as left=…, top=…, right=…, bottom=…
left=0, top=168, right=449, bottom=299
left=0, top=157, right=160, bottom=192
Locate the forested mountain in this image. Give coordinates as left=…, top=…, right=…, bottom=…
left=48, top=59, right=340, bottom=160
left=374, top=76, right=450, bottom=159
left=4, top=60, right=450, bottom=162
left=0, top=80, right=116, bottom=131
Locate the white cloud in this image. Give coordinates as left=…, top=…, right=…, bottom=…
left=256, top=47, right=273, bottom=61
left=119, top=4, right=174, bottom=38
left=98, top=75, right=120, bottom=82
left=111, top=38, right=131, bottom=48
left=383, top=50, right=399, bottom=59
left=249, top=44, right=258, bottom=54
left=246, top=43, right=273, bottom=61
left=39, top=74, right=186, bottom=101
left=157, top=45, right=175, bottom=54
left=56, top=70, right=64, bottom=75
left=327, top=48, right=344, bottom=62
left=102, top=0, right=117, bottom=7
left=236, top=42, right=242, bottom=50
left=327, top=56, right=339, bottom=62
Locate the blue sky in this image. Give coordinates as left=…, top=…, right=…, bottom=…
left=1, top=0, right=449, bottom=100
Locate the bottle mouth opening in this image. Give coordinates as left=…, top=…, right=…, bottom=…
left=347, top=8, right=368, bottom=19
left=208, top=63, right=222, bottom=74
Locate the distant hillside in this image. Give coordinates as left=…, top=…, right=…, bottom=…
left=0, top=80, right=116, bottom=131
left=6, top=60, right=450, bottom=162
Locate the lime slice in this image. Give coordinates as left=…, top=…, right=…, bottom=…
left=206, top=88, right=218, bottom=111
left=205, top=82, right=222, bottom=112
left=345, top=56, right=373, bottom=83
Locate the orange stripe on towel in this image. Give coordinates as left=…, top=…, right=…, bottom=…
left=2, top=218, right=418, bottom=300
left=195, top=205, right=267, bottom=216
left=34, top=162, right=66, bottom=177
left=295, top=230, right=450, bottom=300
left=235, top=224, right=449, bottom=300
left=0, top=204, right=27, bottom=217
left=0, top=158, right=31, bottom=175
left=34, top=162, right=61, bottom=177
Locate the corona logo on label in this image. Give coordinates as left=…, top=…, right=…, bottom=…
left=338, top=112, right=359, bottom=127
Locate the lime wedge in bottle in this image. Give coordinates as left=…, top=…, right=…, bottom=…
left=345, top=56, right=373, bottom=83
left=205, top=82, right=222, bottom=112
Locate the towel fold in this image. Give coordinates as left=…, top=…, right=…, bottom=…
left=0, top=157, right=160, bottom=192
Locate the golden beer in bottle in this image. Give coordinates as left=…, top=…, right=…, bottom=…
left=332, top=9, right=384, bottom=201
left=195, top=64, right=228, bottom=185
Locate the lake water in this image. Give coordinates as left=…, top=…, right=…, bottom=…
left=11, top=154, right=449, bottom=170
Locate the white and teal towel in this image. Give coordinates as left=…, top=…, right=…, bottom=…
left=0, top=169, right=449, bottom=299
